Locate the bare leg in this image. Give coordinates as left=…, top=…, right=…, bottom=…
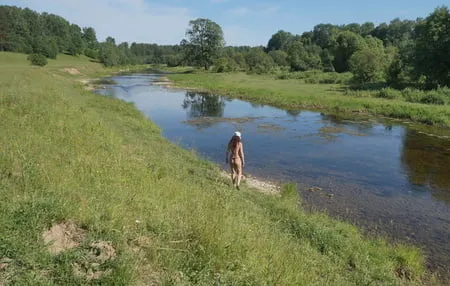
left=236, top=163, right=242, bottom=189
left=230, top=162, right=236, bottom=187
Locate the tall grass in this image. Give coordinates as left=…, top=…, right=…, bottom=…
left=169, top=72, right=450, bottom=127
left=0, top=52, right=438, bottom=285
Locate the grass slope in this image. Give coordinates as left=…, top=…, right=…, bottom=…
left=168, top=72, right=450, bottom=128
left=0, top=52, right=437, bottom=285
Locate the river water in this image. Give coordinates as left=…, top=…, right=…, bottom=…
left=96, top=74, right=450, bottom=277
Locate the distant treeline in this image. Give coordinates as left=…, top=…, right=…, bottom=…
left=0, top=5, right=181, bottom=66
left=1, top=5, right=448, bottom=87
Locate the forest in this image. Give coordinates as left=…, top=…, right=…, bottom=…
left=0, top=5, right=448, bottom=89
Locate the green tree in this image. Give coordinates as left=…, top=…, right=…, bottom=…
left=312, top=24, right=340, bottom=49
left=414, top=6, right=450, bottom=87
left=333, top=31, right=366, bottom=72
left=68, top=24, right=84, bottom=55
left=267, top=30, right=293, bottom=51
left=245, top=47, right=275, bottom=73
left=269, top=50, right=288, bottom=67
left=360, top=22, right=375, bottom=36
left=182, top=18, right=225, bottom=70
left=349, top=49, right=386, bottom=83
left=28, top=53, right=48, bottom=66
left=287, top=40, right=321, bottom=71
left=82, top=27, right=97, bottom=49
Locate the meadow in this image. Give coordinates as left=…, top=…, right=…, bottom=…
left=0, top=52, right=438, bottom=285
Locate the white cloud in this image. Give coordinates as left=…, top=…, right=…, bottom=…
left=8, top=0, right=194, bottom=44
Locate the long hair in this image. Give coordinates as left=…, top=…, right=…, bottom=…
left=228, top=135, right=241, bottom=151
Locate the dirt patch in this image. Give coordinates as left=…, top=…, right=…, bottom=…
left=62, top=68, right=82, bottom=75
left=0, top=258, right=14, bottom=285
left=220, top=171, right=280, bottom=195
left=42, top=221, right=85, bottom=255
left=72, top=241, right=116, bottom=281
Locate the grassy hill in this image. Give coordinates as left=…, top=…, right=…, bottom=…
left=0, top=52, right=437, bottom=285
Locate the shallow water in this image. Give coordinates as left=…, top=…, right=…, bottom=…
left=96, top=74, right=450, bottom=277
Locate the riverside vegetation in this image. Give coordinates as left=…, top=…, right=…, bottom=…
left=0, top=52, right=441, bottom=284
left=167, top=71, right=450, bottom=127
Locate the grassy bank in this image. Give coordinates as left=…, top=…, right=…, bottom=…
left=168, top=72, right=450, bottom=128
left=0, top=52, right=437, bottom=285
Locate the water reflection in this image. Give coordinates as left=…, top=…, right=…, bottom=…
left=401, top=130, right=450, bottom=202
left=286, top=110, right=301, bottom=120
left=182, top=91, right=225, bottom=118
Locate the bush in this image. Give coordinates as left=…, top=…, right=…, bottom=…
left=344, top=89, right=373, bottom=97
left=27, top=54, right=48, bottom=66
left=402, top=88, right=446, bottom=105
left=376, top=88, right=402, bottom=100
left=419, top=91, right=445, bottom=105
left=84, top=48, right=99, bottom=59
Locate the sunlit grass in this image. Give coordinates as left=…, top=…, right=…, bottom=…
left=0, top=52, right=438, bottom=285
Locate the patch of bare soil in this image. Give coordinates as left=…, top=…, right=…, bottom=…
left=220, top=171, right=280, bottom=195
left=79, top=79, right=95, bottom=91
left=62, top=68, right=81, bottom=75
left=42, top=221, right=85, bottom=255
left=72, top=241, right=116, bottom=281
left=0, top=258, right=14, bottom=286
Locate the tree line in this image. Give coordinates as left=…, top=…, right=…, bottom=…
left=0, top=5, right=181, bottom=67
left=0, top=5, right=448, bottom=88
left=185, top=6, right=448, bottom=88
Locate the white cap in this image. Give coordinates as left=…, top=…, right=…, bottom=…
left=234, top=131, right=241, bottom=138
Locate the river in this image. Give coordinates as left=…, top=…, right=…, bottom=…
left=95, top=73, right=450, bottom=277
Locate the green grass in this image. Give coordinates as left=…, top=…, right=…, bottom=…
left=0, top=52, right=439, bottom=285
left=168, top=72, right=450, bottom=128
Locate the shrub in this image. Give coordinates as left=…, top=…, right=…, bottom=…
left=419, top=91, right=445, bottom=105
left=402, top=88, right=446, bottom=105
left=402, top=88, right=425, bottom=103
left=84, top=48, right=99, bottom=59
left=376, top=88, right=402, bottom=100
left=27, top=54, right=48, bottom=66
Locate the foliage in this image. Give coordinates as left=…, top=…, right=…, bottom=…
left=414, top=6, right=450, bottom=87
left=349, top=47, right=386, bottom=83
left=245, top=47, right=275, bottom=74
left=181, top=18, right=225, bottom=70
left=27, top=53, right=47, bottom=66
left=268, top=50, right=289, bottom=67
left=267, top=30, right=294, bottom=51
left=287, top=40, right=321, bottom=71
left=333, top=31, right=366, bottom=72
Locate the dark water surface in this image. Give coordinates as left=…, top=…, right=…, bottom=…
left=96, top=74, right=450, bottom=277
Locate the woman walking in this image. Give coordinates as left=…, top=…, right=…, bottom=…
left=226, top=131, right=245, bottom=189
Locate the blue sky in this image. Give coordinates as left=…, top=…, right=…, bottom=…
left=1, top=0, right=447, bottom=46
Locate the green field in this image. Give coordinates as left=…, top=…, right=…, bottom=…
left=0, top=52, right=439, bottom=285
left=168, top=72, right=450, bottom=128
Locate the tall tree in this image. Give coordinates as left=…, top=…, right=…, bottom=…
left=82, top=27, right=97, bottom=49
left=333, top=31, right=366, bottom=72
left=267, top=30, right=293, bottom=51
left=182, top=18, right=225, bottom=70
left=414, top=6, right=450, bottom=87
